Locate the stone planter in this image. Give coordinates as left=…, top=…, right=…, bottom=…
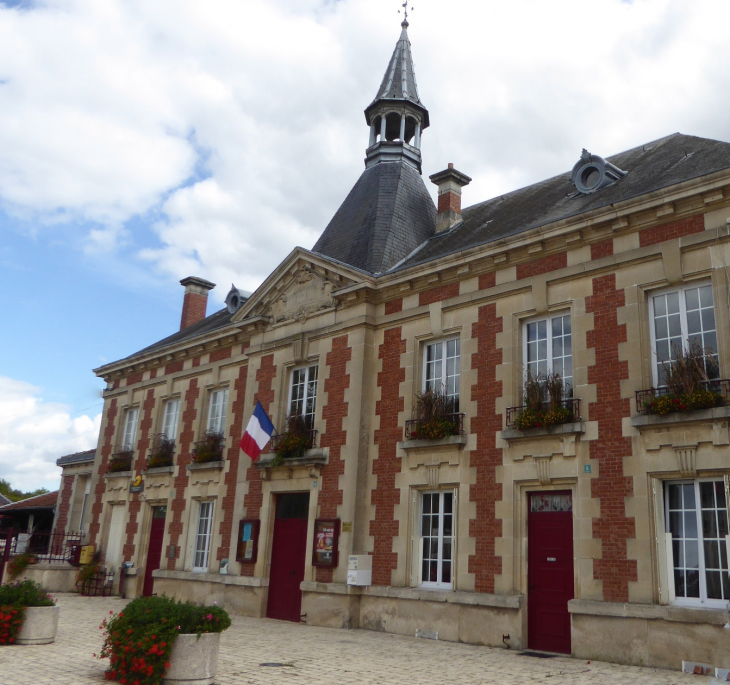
left=163, top=632, right=220, bottom=685
left=16, top=605, right=60, bottom=645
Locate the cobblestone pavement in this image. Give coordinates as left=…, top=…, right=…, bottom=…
left=0, top=593, right=702, bottom=685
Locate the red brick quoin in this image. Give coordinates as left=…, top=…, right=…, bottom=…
left=241, top=354, right=277, bottom=576
left=317, top=335, right=352, bottom=583
left=370, top=327, right=406, bottom=586
left=468, top=303, right=504, bottom=592
left=54, top=475, right=75, bottom=534
left=166, top=379, right=201, bottom=570
left=89, top=399, right=118, bottom=545
left=586, top=273, right=637, bottom=602
left=216, top=358, right=248, bottom=562
left=123, top=388, right=156, bottom=562
left=639, top=214, right=704, bottom=248
left=384, top=298, right=403, bottom=315
left=591, top=239, right=613, bottom=260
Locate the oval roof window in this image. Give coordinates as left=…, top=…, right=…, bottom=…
left=570, top=149, right=627, bottom=194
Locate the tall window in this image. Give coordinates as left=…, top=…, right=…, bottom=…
left=207, top=389, right=228, bottom=433
left=162, top=399, right=180, bottom=440
left=289, top=365, right=318, bottom=428
left=424, top=338, right=460, bottom=411
left=420, top=491, right=454, bottom=589
left=666, top=480, right=729, bottom=605
left=122, top=407, right=139, bottom=450
left=524, top=314, right=572, bottom=396
left=193, top=501, right=214, bottom=571
left=78, top=478, right=91, bottom=533
left=650, top=284, right=719, bottom=386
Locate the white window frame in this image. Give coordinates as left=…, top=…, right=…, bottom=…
left=422, top=337, right=461, bottom=411
left=648, top=281, right=719, bottom=388
left=206, top=389, right=228, bottom=434
left=418, top=489, right=455, bottom=590
left=288, top=364, right=319, bottom=427
left=522, top=312, right=573, bottom=397
left=121, top=407, right=139, bottom=450
left=192, top=500, right=214, bottom=572
left=161, top=398, right=181, bottom=440
left=664, top=477, right=730, bottom=608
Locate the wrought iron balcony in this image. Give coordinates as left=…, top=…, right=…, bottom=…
left=192, top=431, right=226, bottom=464
left=506, top=398, right=581, bottom=429
left=269, top=429, right=318, bottom=454
left=108, top=445, right=134, bottom=473
left=635, top=378, right=730, bottom=415
left=147, top=433, right=176, bottom=468
left=404, top=413, right=465, bottom=440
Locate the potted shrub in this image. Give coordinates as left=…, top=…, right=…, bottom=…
left=644, top=341, right=724, bottom=415
left=272, top=414, right=313, bottom=466
left=99, top=594, right=231, bottom=685
left=0, top=579, right=58, bottom=645
left=148, top=434, right=176, bottom=468
left=408, top=388, right=460, bottom=440
left=192, top=430, right=225, bottom=464
left=513, top=371, right=574, bottom=430
left=108, top=449, right=134, bottom=473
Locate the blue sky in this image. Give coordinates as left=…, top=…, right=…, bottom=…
left=2, top=0, right=730, bottom=491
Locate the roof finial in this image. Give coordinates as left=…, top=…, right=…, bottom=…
left=399, top=1, right=412, bottom=28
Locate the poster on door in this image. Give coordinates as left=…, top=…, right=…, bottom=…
left=312, top=519, right=340, bottom=568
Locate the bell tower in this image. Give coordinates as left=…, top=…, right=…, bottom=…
left=364, top=18, right=430, bottom=173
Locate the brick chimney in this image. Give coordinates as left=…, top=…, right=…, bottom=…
left=429, top=163, right=472, bottom=233
left=179, top=276, right=216, bottom=330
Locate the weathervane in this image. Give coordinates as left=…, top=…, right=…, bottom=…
left=399, top=1, right=413, bottom=24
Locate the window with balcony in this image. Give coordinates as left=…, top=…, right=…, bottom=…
left=289, top=365, right=318, bottom=428
left=424, top=338, right=460, bottom=411
left=419, top=490, right=454, bottom=590
left=650, top=283, right=719, bottom=386
left=162, top=399, right=180, bottom=440
left=207, top=389, right=228, bottom=433
left=665, top=479, right=729, bottom=606
left=524, top=313, right=572, bottom=396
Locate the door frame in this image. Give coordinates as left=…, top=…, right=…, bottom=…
left=266, top=491, right=312, bottom=622
left=514, top=480, right=578, bottom=644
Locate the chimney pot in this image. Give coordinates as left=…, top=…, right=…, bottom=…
left=429, top=165, right=472, bottom=233
left=179, top=276, right=216, bottom=330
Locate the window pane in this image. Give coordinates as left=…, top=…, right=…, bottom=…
left=686, top=570, right=700, bottom=597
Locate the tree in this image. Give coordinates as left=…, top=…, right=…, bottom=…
left=0, top=479, right=50, bottom=503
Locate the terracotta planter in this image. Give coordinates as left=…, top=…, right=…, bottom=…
left=16, top=605, right=60, bottom=645
left=163, top=632, right=220, bottom=685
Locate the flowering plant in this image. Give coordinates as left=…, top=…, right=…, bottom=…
left=0, top=579, right=55, bottom=645
left=644, top=388, right=724, bottom=416
left=7, top=553, right=33, bottom=581
left=98, top=595, right=231, bottom=685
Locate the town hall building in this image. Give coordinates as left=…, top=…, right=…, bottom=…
left=51, top=20, right=730, bottom=670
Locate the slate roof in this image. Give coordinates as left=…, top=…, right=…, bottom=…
left=0, top=491, right=58, bottom=511
left=366, top=22, right=428, bottom=126
left=312, top=160, right=436, bottom=274
left=56, top=449, right=96, bottom=467
left=395, top=133, right=730, bottom=271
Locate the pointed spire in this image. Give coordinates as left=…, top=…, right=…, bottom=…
left=366, top=20, right=428, bottom=128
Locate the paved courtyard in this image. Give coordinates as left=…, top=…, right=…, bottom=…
left=0, top=593, right=702, bottom=684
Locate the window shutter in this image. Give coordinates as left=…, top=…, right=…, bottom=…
left=652, top=479, right=668, bottom=604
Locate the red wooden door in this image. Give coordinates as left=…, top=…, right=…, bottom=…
left=143, top=506, right=167, bottom=597
left=267, top=493, right=309, bottom=622
left=528, top=491, right=574, bottom=654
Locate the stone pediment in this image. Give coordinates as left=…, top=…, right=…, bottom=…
left=232, top=251, right=363, bottom=326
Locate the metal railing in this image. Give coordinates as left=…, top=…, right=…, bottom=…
left=76, top=567, right=114, bottom=597
left=268, top=429, right=318, bottom=454
left=4, top=530, right=84, bottom=565
left=108, top=445, right=134, bottom=472
left=191, top=431, right=226, bottom=464
left=147, top=433, right=175, bottom=468
left=635, top=378, right=730, bottom=415
left=404, top=413, right=465, bottom=440
left=506, top=398, right=581, bottom=428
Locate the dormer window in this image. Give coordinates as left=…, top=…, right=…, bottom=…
left=570, top=149, right=627, bottom=194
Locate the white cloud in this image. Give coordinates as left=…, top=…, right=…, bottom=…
left=2, top=0, right=730, bottom=296
left=0, top=376, right=101, bottom=492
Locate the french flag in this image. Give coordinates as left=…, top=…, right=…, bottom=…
left=239, top=401, right=275, bottom=461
